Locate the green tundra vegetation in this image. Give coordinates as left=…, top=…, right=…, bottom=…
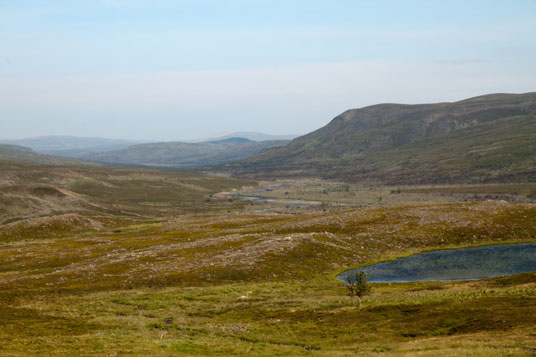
left=1, top=158, right=536, bottom=355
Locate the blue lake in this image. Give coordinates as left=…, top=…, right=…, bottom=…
left=337, top=243, right=536, bottom=283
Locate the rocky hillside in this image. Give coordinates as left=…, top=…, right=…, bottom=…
left=224, top=93, right=536, bottom=184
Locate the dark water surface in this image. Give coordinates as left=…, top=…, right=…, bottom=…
left=338, top=243, right=536, bottom=283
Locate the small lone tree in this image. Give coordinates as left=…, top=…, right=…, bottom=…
left=344, top=271, right=371, bottom=307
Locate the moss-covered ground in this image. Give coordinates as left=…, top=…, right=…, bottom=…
left=2, top=273, right=535, bottom=356
left=1, top=167, right=535, bottom=355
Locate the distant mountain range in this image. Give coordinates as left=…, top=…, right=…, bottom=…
left=0, top=136, right=144, bottom=158
left=84, top=137, right=290, bottom=166
left=223, top=92, right=536, bottom=184
left=0, top=133, right=298, bottom=160
left=192, top=131, right=299, bottom=143
left=3, top=94, right=535, bottom=185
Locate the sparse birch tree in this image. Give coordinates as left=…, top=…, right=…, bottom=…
left=344, top=271, right=371, bottom=307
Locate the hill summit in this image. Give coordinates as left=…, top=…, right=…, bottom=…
left=224, top=92, right=536, bottom=184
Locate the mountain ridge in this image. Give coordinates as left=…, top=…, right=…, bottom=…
left=221, top=92, right=536, bottom=184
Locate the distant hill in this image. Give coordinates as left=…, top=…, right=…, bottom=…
left=209, top=137, right=254, bottom=144
left=192, top=131, right=299, bottom=143
left=0, top=136, right=144, bottom=158
left=0, top=144, right=100, bottom=166
left=84, top=138, right=290, bottom=166
left=0, top=157, right=252, bottom=226
left=223, top=92, right=536, bottom=184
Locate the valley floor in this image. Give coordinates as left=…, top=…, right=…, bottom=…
left=1, top=170, right=536, bottom=356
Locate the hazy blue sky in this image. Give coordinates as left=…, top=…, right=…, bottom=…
left=1, top=0, right=535, bottom=140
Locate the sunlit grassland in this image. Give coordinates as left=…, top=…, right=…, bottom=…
left=1, top=197, right=535, bottom=355
left=1, top=273, right=535, bottom=356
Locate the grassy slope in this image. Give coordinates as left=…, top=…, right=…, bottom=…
left=2, top=274, right=535, bottom=356
left=224, top=93, right=536, bottom=184
left=0, top=158, right=255, bottom=230
left=1, top=200, right=535, bottom=355
left=2, top=161, right=536, bottom=355
left=353, top=114, right=536, bottom=183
